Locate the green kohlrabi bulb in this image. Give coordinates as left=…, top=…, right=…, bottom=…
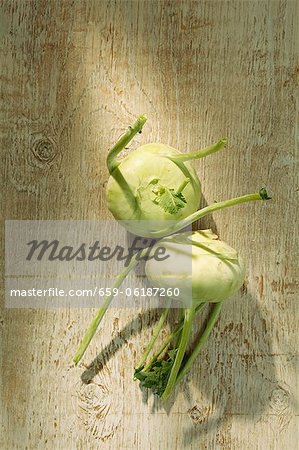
left=145, top=230, right=246, bottom=305
left=106, top=115, right=227, bottom=238
left=107, top=143, right=201, bottom=237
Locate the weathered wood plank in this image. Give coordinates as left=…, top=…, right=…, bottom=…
left=1, top=0, right=298, bottom=449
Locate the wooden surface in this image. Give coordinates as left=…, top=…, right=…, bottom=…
left=1, top=0, right=298, bottom=449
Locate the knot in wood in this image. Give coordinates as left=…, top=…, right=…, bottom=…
left=32, top=138, right=57, bottom=163
left=188, top=404, right=208, bottom=424
left=269, top=386, right=290, bottom=414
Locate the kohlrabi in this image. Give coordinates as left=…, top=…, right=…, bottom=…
left=145, top=230, right=245, bottom=303
left=134, top=230, right=246, bottom=399
left=106, top=114, right=227, bottom=237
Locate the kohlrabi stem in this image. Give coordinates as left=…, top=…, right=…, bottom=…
left=152, top=188, right=271, bottom=238
left=177, top=178, right=190, bottom=193
left=135, top=299, right=171, bottom=373
left=107, top=114, right=147, bottom=173
left=161, top=307, right=196, bottom=400
left=167, top=138, right=227, bottom=163
left=142, top=303, right=207, bottom=373
left=175, top=302, right=223, bottom=385
left=142, top=325, right=183, bottom=373
left=73, top=247, right=148, bottom=365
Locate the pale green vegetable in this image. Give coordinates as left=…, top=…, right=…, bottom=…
left=145, top=229, right=246, bottom=304
left=106, top=114, right=227, bottom=237
left=135, top=230, right=246, bottom=400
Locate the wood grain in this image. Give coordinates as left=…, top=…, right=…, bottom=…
left=1, top=0, right=298, bottom=449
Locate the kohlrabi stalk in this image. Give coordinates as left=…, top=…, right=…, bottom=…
left=137, top=302, right=207, bottom=375
left=175, top=302, right=223, bottom=386
left=167, top=138, right=227, bottom=163
left=150, top=188, right=271, bottom=238
left=135, top=299, right=171, bottom=372
left=161, top=307, right=196, bottom=400
left=107, top=114, right=148, bottom=173
left=73, top=247, right=149, bottom=365
left=106, top=115, right=148, bottom=215
left=137, top=302, right=223, bottom=400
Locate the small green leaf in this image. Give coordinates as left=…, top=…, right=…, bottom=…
left=259, top=187, right=271, bottom=200
left=152, top=185, right=187, bottom=214
left=134, top=349, right=177, bottom=397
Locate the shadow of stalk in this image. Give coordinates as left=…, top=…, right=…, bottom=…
left=80, top=307, right=163, bottom=384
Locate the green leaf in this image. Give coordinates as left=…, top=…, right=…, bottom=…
left=152, top=185, right=187, bottom=215
left=134, top=349, right=177, bottom=397
left=259, top=187, right=271, bottom=200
